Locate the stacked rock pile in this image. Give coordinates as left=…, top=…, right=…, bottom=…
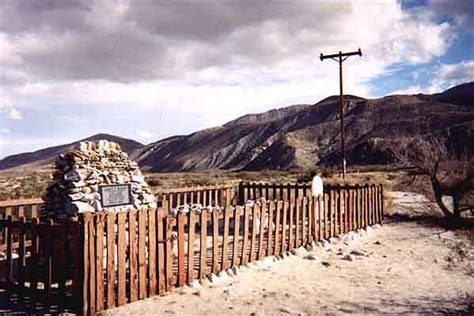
left=42, top=140, right=156, bottom=221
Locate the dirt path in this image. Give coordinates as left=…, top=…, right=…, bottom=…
left=107, top=192, right=474, bottom=315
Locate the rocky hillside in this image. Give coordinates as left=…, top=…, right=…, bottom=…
left=1, top=82, right=472, bottom=172
left=0, top=134, right=144, bottom=171
left=134, top=82, right=474, bottom=172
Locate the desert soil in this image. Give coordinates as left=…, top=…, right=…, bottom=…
left=106, top=191, right=474, bottom=315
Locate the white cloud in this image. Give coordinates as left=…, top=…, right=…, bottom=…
left=136, top=130, right=156, bottom=143
left=0, top=0, right=463, bottom=157
left=389, top=59, right=474, bottom=95
left=7, top=108, right=23, bottom=120
left=1, top=127, right=10, bottom=134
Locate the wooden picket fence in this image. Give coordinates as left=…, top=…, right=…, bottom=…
left=80, top=183, right=383, bottom=314
left=157, top=183, right=239, bottom=209
left=0, top=217, right=82, bottom=312
left=0, top=183, right=384, bottom=315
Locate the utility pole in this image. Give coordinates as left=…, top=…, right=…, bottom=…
left=320, top=48, right=362, bottom=179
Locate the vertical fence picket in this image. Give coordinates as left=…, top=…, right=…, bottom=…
left=273, top=201, right=281, bottom=256
left=88, top=216, right=96, bottom=315
left=106, top=213, right=116, bottom=308
left=281, top=200, right=288, bottom=253
left=199, top=211, right=207, bottom=279
left=317, top=196, right=323, bottom=241
left=328, top=191, right=333, bottom=237
left=336, top=190, right=341, bottom=235
left=232, top=207, right=241, bottom=267
left=117, top=212, right=126, bottom=306
left=148, top=209, right=157, bottom=296
left=157, top=209, right=166, bottom=294
left=250, top=204, right=258, bottom=262
left=258, top=203, right=266, bottom=260
left=187, top=212, right=196, bottom=284
left=221, top=207, right=230, bottom=270
left=324, top=193, right=329, bottom=239
left=302, top=198, right=308, bottom=244
left=81, top=214, right=91, bottom=315
left=308, top=197, right=314, bottom=244
left=288, top=198, right=294, bottom=251
left=295, top=198, right=300, bottom=248
left=376, top=184, right=380, bottom=223
left=372, top=185, right=377, bottom=225
left=138, top=210, right=147, bottom=300
left=267, top=201, right=274, bottom=256
left=96, top=214, right=105, bottom=312
left=241, top=205, right=250, bottom=265
left=365, top=185, right=370, bottom=228
left=177, top=213, right=186, bottom=287
left=165, top=216, right=173, bottom=291
left=17, top=217, right=26, bottom=286
left=212, top=210, right=219, bottom=274
left=129, top=210, right=138, bottom=302
left=5, top=216, right=13, bottom=287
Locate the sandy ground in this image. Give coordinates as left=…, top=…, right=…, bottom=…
left=105, top=192, right=474, bottom=315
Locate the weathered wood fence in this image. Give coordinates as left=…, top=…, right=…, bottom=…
left=0, top=217, right=82, bottom=312
left=157, top=183, right=238, bottom=209
left=0, top=182, right=384, bottom=315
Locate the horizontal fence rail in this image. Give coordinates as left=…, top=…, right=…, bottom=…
left=157, top=184, right=239, bottom=211
left=1, top=182, right=384, bottom=315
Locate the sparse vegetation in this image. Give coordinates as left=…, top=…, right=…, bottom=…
left=392, top=136, right=473, bottom=221
left=0, top=172, right=50, bottom=200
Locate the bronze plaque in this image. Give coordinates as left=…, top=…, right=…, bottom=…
left=99, top=184, right=132, bottom=207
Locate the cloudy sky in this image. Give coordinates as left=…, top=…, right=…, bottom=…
left=0, top=0, right=473, bottom=158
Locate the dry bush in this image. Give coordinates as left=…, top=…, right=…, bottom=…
left=392, top=135, right=473, bottom=220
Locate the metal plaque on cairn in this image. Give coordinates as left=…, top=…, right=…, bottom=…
left=99, top=184, right=132, bottom=207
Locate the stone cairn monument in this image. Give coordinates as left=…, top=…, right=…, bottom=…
left=42, top=140, right=157, bottom=221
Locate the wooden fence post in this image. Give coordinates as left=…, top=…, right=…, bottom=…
left=258, top=203, right=266, bottom=260
left=221, top=207, right=230, bottom=271
left=188, top=212, right=196, bottom=283
left=281, top=200, right=288, bottom=254
left=5, top=215, right=13, bottom=288
left=241, top=205, right=250, bottom=265
left=274, top=201, right=282, bottom=256
left=148, top=209, right=157, bottom=296
left=96, top=214, right=105, bottom=312
left=117, top=212, right=126, bottom=305
left=267, top=201, right=274, bottom=256
left=129, top=210, right=138, bottom=302
left=199, top=210, right=207, bottom=279
left=250, top=204, right=258, bottom=262
left=177, top=213, right=186, bottom=287
left=232, top=207, right=241, bottom=267
left=107, top=212, right=117, bottom=307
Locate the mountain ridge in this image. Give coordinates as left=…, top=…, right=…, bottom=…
left=1, top=82, right=473, bottom=172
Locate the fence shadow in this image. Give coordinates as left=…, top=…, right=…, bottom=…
left=0, top=287, right=77, bottom=314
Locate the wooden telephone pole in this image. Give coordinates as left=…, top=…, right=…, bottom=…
left=320, top=48, right=362, bottom=179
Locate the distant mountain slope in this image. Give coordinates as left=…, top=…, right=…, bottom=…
left=134, top=82, right=474, bottom=172
left=0, top=134, right=144, bottom=170
left=1, top=82, right=473, bottom=173
left=433, top=82, right=474, bottom=106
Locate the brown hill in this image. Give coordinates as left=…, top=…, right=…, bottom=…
left=134, top=82, right=474, bottom=172
left=1, top=82, right=472, bottom=173
left=0, top=134, right=144, bottom=171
